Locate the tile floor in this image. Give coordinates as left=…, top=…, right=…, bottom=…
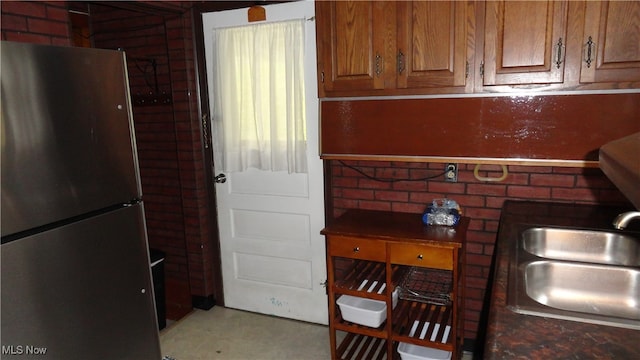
left=159, top=307, right=474, bottom=360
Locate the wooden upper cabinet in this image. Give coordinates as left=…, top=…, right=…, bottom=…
left=316, top=0, right=639, bottom=97
left=580, top=0, right=640, bottom=84
left=396, top=1, right=470, bottom=90
left=315, top=0, right=473, bottom=97
left=315, top=1, right=391, bottom=96
left=482, top=0, right=569, bottom=86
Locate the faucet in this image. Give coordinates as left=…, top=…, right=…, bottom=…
left=612, top=211, right=640, bottom=230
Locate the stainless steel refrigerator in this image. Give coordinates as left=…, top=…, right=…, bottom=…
left=1, top=41, right=162, bottom=359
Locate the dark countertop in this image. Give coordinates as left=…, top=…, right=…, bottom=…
left=484, top=200, right=640, bottom=359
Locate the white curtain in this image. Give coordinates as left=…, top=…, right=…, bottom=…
left=211, top=19, right=307, bottom=174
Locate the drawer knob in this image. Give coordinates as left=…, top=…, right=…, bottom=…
left=417, top=254, right=423, bottom=260
left=353, top=247, right=360, bottom=253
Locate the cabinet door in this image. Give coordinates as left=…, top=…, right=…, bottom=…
left=315, top=1, right=391, bottom=96
left=483, top=0, right=569, bottom=86
left=396, top=0, right=470, bottom=89
left=580, top=0, right=640, bottom=84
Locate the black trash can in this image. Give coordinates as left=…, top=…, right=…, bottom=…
left=149, top=248, right=166, bottom=330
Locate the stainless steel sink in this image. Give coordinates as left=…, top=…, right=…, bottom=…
left=522, top=227, right=640, bottom=266
left=525, top=261, right=639, bottom=320
left=508, top=226, right=640, bottom=330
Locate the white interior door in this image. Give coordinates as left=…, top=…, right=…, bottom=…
left=202, top=1, right=327, bottom=325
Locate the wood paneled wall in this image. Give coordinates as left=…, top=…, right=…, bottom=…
left=321, top=93, right=640, bottom=164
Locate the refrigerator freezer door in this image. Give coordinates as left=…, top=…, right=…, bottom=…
left=0, top=204, right=161, bottom=360
left=1, top=41, right=142, bottom=237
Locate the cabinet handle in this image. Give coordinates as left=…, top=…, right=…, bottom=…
left=397, top=50, right=405, bottom=74
left=417, top=254, right=423, bottom=260
left=554, top=37, right=565, bottom=69
left=375, top=53, right=382, bottom=77
left=584, top=36, right=595, bottom=68
left=353, top=247, right=360, bottom=253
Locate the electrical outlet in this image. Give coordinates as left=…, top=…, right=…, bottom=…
left=445, top=163, right=458, bottom=182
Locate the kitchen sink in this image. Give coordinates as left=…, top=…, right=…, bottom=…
left=508, top=226, right=640, bottom=330
left=522, top=227, right=640, bottom=266
left=525, top=261, right=639, bottom=320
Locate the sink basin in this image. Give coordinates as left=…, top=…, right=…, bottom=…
left=508, top=226, right=640, bottom=330
left=522, top=227, right=640, bottom=266
left=525, top=261, right=640, bottom=320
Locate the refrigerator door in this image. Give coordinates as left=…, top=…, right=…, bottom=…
left=0, top=203, right=161, bottom=360
left=1, top=41, right=142, bottom=237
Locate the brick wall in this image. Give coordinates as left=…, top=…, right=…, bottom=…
left=1, top=1, right=213, bottom=321
left=1, top=1, right=71, bottom=45
left=89, top=4, right=192, bottom=319
left=328, top=160, right=632, bottom=342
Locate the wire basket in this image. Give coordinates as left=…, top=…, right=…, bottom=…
left=397, top=267, right=453, bottom=306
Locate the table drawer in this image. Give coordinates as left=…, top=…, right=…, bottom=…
left=389, top=243, right=454, bottom=270
left=328, top=236, right=386, bottom=261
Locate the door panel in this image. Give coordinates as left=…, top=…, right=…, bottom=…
left=0, top=204, right=160, bottom=359
left=483, top=0, right=569, bottom=85
left=202, top=1, right=327, bottom=325
left=397, top=0, right=469, bottom=88
left=580, top=0, right=640, bottom=83
left=0, top=42, right=141, bottom=236
left=315, top=0, right=389, bottom=94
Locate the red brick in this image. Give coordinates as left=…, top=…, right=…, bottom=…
left=468, top=230, right=499, bottom=244
left=27, top=17, right=68, bottom=36
left=45, top=4, right=70, bottom=22
left=334, top=198, right=359, bottom=209
left=409, top=192, right=439, bottom=204
left=376, top=167, right=409, bottom=179
left=507, top=185, right=551, bottom=199
left=575, top=173, right=615, bottom=189
left=466, top=275, right=489, bottom=289
left=485, top=196, right=507, bottom=209
left=467, top=183, right=507, bottom=196
left=1, top=1, right=47, bottom=17
left=466, top=242, right=484, bottom=254
left=427, top=181, right=466, bottom=194
left=392, top=180, right=428, bottom=191
left=358, top=178, right=393, bottom=190
left=333, top=177, right=358, bottom=188
left=465, top=298, right=484, bottom=312
left=452, top=194, right=486, bottom=208
left=342, top=188, right=374, bottom=200
left=4, top=31, right=52, bottom=44
left=553, top=167, right=583, bottom=174
left=464, top=207, right=502, bottom=221
left=465, top=265, right=484, bottom=277
left=50, top=36, right=71, bottom=46
left=552, top=187, right=599, bottom=202
left=375, top=190, right=408, bottom=202
left=467, top=254, right=493, bottom=267
left=485, top=220, right=500, bottom=232
left=391, top=202, right=424, bottom=213
left=530, top=173, right=576, bottom=187
left=1, top=14, right=28, bottom=32
left=359, top=201, right=392, bottom=212
left=483, top=244, right=495, bottom=256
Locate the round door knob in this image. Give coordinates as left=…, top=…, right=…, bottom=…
left=417, top=254, right=423, bottom=260
left=353, top=247, right=360, bottom=253
left=214, top=173, right=227, bottom=183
